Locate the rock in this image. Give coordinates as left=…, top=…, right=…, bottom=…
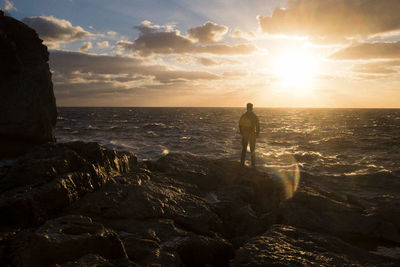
left=231, top=224, right=394, bottom=266
left=66, top=170, right=223, bottom=235
left=64, top=170, right=234, bottom=265
left=60, top=254, right=138, bottom=267
left=110, top=218, right=233, bottom=266
left=4, top=148, right=396, bottom=266
left=0, top=11, right=57, bottom=158
left=175, top=234, right=234, bottom=267
left=10, top=215, right=127, bottom=267
left=114, top=219, right=185, bottom=266
left=279, top=181, right=400, bottom=245
left=153, top=153, right=284, bottom=242
left=0, top=142, right=137, bottom=229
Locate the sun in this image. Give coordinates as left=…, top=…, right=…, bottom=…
left=273, top=50, right=317, bottom=90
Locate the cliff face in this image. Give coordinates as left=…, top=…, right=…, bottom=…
left=0, top=10, right=57, bottom=157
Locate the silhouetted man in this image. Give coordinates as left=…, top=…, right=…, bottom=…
left=239, top=103, right=260, bottom=167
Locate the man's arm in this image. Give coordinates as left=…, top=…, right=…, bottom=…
left=239, top=116, right=244, bottom=135
left=255, top=115, right=260, bottom=137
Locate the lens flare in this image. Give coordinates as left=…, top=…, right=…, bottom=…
left=262, top=153, right=300, bottom=199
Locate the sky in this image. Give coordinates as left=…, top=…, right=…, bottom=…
left=3, top=0, right=400, bottom=107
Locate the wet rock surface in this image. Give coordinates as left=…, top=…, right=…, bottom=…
left=10, top=215, right=127, bottom=267
left=232, top=224, right=391, bottom=266
left=0, top=143, right=398, bottom=266
left=0, top=11, right=57, bottom=158
left=0, top=142, right=137, bottom=229
left=279, top=173, right=400, bottom=247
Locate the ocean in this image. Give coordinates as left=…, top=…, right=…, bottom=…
left=56, top=107, right=400, bottom=179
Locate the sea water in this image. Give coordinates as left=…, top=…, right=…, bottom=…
left=56, top=107, right=400, bottom=179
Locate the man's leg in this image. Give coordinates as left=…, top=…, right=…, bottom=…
left=250, top=135, right=256, bottom=167
left=241, top=137, right=248, bottom=166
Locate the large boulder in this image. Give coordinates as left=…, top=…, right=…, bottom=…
left=0, top=10, right=57, bottom=158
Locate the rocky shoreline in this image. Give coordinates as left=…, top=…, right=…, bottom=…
left=1, top=142, right=399, bottom=266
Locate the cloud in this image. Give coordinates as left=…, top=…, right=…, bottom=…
left=97, top=41, right=109, bottom=48
left=222, top=70, right=248, bottom=78
left=355, top=74, right=392, bottom=80
left=176, top=56, right=240, bottom=66
left=80, top=41, right=92, bottom=52
left=50, top=50, right=226, bottom=105
left=231, top=29, right=256, bottom=40
left=22, top=16, right=91, bottom=47
left=118, top=20, right=256, bottom=56
left=107, top=31, right=117, bottom=36
left=331, top=41, right=400, bottom=60
left=352, top=60, right=400, bottom=75
left=196, top=57, right=240, bottom=66
left=50, top=50, right=220, bottom=85
left=187, top=21, right=228, bottom=44
left=4, top=0, right=16, bottom=12
left=195, top=57, right=218, bottom=66
left=258, top=0, right=400, bottom=39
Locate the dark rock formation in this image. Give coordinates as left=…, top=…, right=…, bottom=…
left=0, top=142, right=137, bottom=230
left=279, top=174, right=400, bottom=246
left=0, top=143, right=398, bottom=266
left=60, top=254, right=138, bottom=267
left=231, top=224, right=391, bottom=266
left=10, top=215, right=128, bottom=267
left=0, top=11, right=57, bottom=158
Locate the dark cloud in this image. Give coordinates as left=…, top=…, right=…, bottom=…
left=50, top=50, right=225, bottom=105
left=187, top=21, right=228, bottom=43
left=356, top=74, right=391, bottom=80
left=50, top=50, right=220, bottom=85
left=331, top=41, right=400, bottom=60
left=117, top=31, right=193, bottom=56
left=79, top=41, right=92, bottom=52
left=176, top=57, right=240, bottom=66
left=22, top=16, right=91, bottom=47
left=118, top=21, right=256, bottom=56
left=195, top=43, right=255, bottom=55
left=352, top=60, right=400, bottom=75
left=196, top=57, right=219, bottom=66
left=258, top=0, right=400, bottom=38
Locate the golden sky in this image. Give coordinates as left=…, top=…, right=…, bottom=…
left=7, top=0, right=400, bottom=107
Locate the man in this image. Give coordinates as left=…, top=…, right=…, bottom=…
left=239, top=103, right=260, bottom=167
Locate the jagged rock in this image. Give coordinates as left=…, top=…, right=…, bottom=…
left=231, top=224, right=394, bottom=266
left=10, top=215, right=128, bottom=267
left=109, top=218, right=233, bottom=267
left=114, top=219, right=185, bottom=266
left=66, top=170, right=223, bottom=235
left=153, top=153, right=283, bottom=242
left=2, top=146, right=397, bottom=266
left=0, top=142, right=137, bottom=229
left=65, top=170, right=234, bottom=266
left=279, top=181, right=400, bottom=245
left=0, top=11, right=57, bottom=158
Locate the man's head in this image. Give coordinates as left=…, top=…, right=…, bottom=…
left=246, top=103, right=253, bottom=111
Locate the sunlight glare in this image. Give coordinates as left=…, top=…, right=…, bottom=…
left=273, top=50, right=317, bottom=90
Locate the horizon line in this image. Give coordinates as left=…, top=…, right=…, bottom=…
left=57, top=106, right=400, bottom=109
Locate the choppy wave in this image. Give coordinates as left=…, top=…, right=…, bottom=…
left=56, top=107, right=400, bottom=180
